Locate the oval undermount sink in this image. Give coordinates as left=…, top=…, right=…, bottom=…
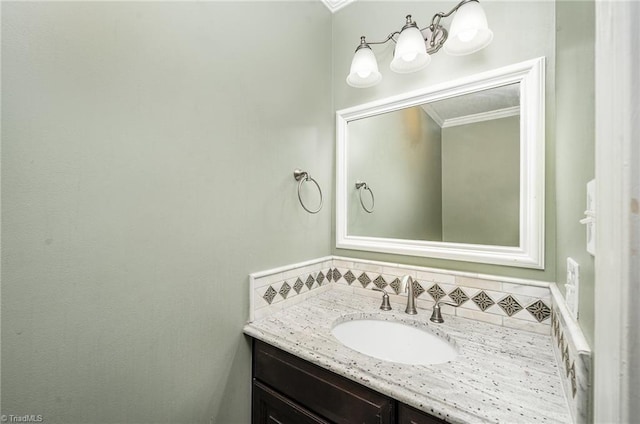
left=331, top=318, right=458, bottom=365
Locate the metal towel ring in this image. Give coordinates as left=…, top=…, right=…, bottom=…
left=355, top=181, right=375, bottom=213
left=293, top=169, right=323, bottom=214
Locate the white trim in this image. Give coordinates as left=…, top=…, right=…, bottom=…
left=332, top=255, right=552, bottom=288
left=593, top=2, right=638, bottom=423
left=249, top=256, right=333, bottom=279
left=320, top=0, right=355, bottom=13
left=420, top=104, right=445, bottom=127
left=549, top=284, right=591, bottom=355
left=441, top=106, right=520, bottom=129
left=336, top=58, right=545, bottom=269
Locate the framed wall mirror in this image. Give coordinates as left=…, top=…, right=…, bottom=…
left=336, top=57, right=545, bottom=268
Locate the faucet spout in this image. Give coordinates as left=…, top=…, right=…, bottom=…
left=401, top=275, right=417, bottom=315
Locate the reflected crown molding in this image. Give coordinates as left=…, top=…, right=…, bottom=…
left=423, top=105, right=521, bottom=128
left=321, top=0, right=356, bottom=13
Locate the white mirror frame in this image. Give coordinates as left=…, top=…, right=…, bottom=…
left=336, top=57, right=545, bottom=269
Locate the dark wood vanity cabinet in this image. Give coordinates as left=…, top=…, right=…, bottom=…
left=252, top=339, right=447, bottom=424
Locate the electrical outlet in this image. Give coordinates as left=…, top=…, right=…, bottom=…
left=565, top=258, right=580, bottom=319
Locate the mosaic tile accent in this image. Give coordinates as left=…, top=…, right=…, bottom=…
left=472, top=291, right=495, bottom=311
left=549, top=303, right=590, bottom=424
left=293, top=278, right=304, bottom=294
left=344, top=270, right=356, bottom=285
left=263, top=286, right=277, bottom=304
left=279, top=282, right=291, bottom=299
left=448, top=287, right=469, bottom=306
left=373, top=275, right=387, bottom=290
left=358, top=272, right=371, bottom=288
left=389, top=278, right=401, bottom=295
left=412, top=280, right=425, bottom=297
left=427, top=284, right=446, bottom=302
left=253, top=258, right=555, bottom=336
left=570, top=364, right=577, bottom=397
left=526, top=299, right=551, bottom=322
left=498, top=295, right=523, bottom=316
left=305, top=275, right=315, bottom=290
left=332, top=268, right=342, bottom=282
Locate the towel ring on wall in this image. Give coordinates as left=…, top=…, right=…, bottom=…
left=355, top=181, right=375, bottom=213
left=293, top=169, right=323, bottom=214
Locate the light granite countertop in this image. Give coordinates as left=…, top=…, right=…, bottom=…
left=243, top=289, right=571, bottom=424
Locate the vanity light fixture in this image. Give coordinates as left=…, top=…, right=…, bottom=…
left=346, top=0, right=493, bottom=88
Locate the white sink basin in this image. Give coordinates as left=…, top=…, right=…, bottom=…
left=331, top=318, right=457, bottom=365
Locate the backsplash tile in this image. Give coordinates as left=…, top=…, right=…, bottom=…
left=427, top=283, right=446, bottom=301
left=472, top=291, right=495, bottom=311
left=549, top=284, right=591, bottom=424
left=526, top=299, right=552, bottom=322
left=250, top=256, right=554, bottom=334
left=448, top=287, right=469, bottom=306
left=497, top=295, right=524, bottom=316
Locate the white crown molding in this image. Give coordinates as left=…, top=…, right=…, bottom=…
left=420, top=104, right=446, bottom=127
left=441, top=106, right=520, bottom=128
left=421, top=104, right=520, bottom=129
left=321, top=0, right=356, bottom=13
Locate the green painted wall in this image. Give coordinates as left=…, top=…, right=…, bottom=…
left=441, top=116, right=520, bottom=246
left=1, top=2, right=332, bottom=423
left=332, top=1, right=557, bottom=281
left=555, top=0, right=595, bottom=345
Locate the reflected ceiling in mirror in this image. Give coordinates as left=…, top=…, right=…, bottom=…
left=336, top=58, right=545, bottom=268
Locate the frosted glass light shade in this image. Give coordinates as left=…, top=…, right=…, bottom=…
left=444, top=1, right=493, bottom=56
left=346, top=46, right=382, bottom=88
left=390, top=25, right=430, bottom=74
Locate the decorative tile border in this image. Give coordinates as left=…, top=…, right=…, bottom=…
left=249, top=256, right=334, bottom=322
left=330, top=257, right=553, bottom=334
left=250, top=256, right=554, bottom=334
left=549, top=284, right=592, bottom=424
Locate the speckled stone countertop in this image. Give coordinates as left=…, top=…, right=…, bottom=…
left=243, top=290, right=571, bottom=424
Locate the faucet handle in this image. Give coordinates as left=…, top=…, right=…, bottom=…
left=372, top=287, right=392, bottom=311
left=430, top=300, right=458, bottom=323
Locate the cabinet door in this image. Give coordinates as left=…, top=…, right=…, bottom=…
left=398, top=403, right=448, bottom=424
left=253, top=340, right=394, bottom=424
left=252, top=380, right=330, bottom=424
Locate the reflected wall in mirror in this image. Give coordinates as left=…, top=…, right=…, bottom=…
left=348, top=83, right=521, bottom=246
left=336, top=58, right=545, bottom=268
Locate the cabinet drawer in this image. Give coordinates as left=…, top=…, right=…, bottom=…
left=253, top=340, right=394, bottom=424
left=398, top=403, right=448, bottom=424
left=252, top=380, right=330, bottom=424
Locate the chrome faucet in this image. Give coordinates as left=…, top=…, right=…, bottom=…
left=430, top=300, right=458, bottom=323
left=400, top=275, right=417, bottom=315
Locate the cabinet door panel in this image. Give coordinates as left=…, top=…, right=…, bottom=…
left=253, top=340, right=394, bottom=424
left=252, top=380, right=330, bottom=424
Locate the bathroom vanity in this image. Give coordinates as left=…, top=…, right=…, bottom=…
left=253, top=339, right=445, bottom=423
left=244, top=289, right=572, bottom=424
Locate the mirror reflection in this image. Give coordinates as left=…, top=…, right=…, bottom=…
left=347, top=83, right=521, bottom=247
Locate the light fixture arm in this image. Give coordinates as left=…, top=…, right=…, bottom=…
left=353, top=0, right=480, bottom=53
